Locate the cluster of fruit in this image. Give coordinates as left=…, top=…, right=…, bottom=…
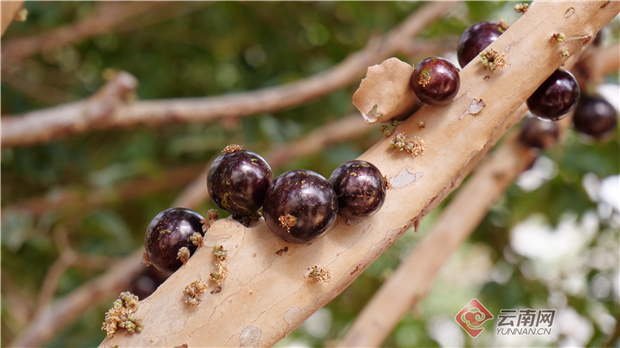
left=143, top=145, right=387, bottom=275
left=452, top=20, right=616, bottom=148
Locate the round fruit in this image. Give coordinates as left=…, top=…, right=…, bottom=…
left=411, top=57, right=460, bottom=106
left=573, top=94, right=618, bottom=139
left=518, top=117, right=560, bottom=149
left=263, top=169, right=338, bottom=244
left=144, top=208, right=205, bottom=275
left=457, top=21, right=503, bottom=68
left=329, top=160, right=387, bottom=220
left=526, top=69, right=580, bottom=121
left=207, top=146, right=273, bottom=216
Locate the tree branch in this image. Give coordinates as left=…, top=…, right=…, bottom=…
left=2, top=70, right=138, bottom=146
left=336, top=124, right=541, bottom=347
left=97, top=2, right=619, bottom=347
left=337, top=35, right=618, bottom=348
left=1, top=2, right=168, bottom=66
left=1, top=1, right=456, bottom=148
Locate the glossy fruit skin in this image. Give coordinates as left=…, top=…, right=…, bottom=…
left=457, top=21, right=503, bottom=68
left=263, top=169, right=338, bottom=244
left=518, top=117, right=560, bottom=149
left=573, top=95, right=618, bottom=139
left=144, top=208, right=204, bottom=275
left=526, top=69, right=580, bottom=121
left=207, top=150, right=273, bottom=216
left=329, top=160, right=387, bottom=220
left=411, top=57, right=460, bottom=106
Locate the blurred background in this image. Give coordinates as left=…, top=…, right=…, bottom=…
left=1, top=2, right=618, bottom=347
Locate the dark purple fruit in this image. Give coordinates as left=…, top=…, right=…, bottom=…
left=207, top=146, right=273, bottom=216
left=411, top=57, right=460, bottom=106
left=518, top=117, right=560, bottom=149
left=527, top=69, right=580, bottom=121
left=573, top=94, right=618, bottom=139
left=144, top=208, right=204, bottom=275
left=263, top=169, right=338, bottom=244
left=457, top=21, right=503, bottom=68
left=329, top=160, right=387, bottom=220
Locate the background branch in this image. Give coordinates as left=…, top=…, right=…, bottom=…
left=1, top=1, right=456, bottom=148
left=0, top=2, right=198, bottom=67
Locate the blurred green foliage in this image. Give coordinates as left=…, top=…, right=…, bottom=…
left=1, top=2, right=618, bottom=347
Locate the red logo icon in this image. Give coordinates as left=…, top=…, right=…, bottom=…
left=455, top=298, right=494, bottom=338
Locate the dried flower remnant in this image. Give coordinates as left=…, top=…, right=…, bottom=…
left=514, top=3, right=529, bottom=13
left=177, top=247, right=190, bottom=265
left=480, top=49, right=506, bottom=71
left=417, top=72, right=431, bottom=88
left=201, top=209, right=219, bottom=234
left=389, top=132, right=425, bottom=157
left=190, top=232, right=203, bottom=247
left=183, top=280, right=208, bottom=305
left=222, top=144, right=243, bottom=153
left=142, top=251, right=152, bottom=267
left=380, top=119, right=402, bottom=137
left=210, top=244, right=229, bottom=285
left=308, top=266, right=332, bottom=283
left=551, top=33, right=566, bottom=42
left=279, top=213, right=297, bottom=233
left=101, top=292, right=143, bottom=337
left=380, top=125, right=394, bottom=137
left=213, top=244, right=227, bottom=261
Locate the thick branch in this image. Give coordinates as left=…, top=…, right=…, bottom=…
left=337, top=128, right=538, bottom=347
left=99, top=2, right=619, bottom=347
left=1, top=1, right=456, bottom=147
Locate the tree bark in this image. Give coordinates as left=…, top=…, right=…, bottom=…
left=99, top=2, right=619, bottom=347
